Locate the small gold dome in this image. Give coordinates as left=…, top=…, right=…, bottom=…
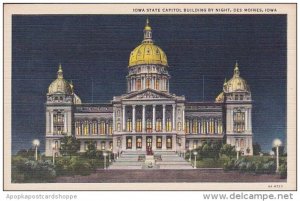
left=48, top=64, right=72, bottom=95
left=224, top=62, right=250, bottom=93
left=128, top=19, right=168, bottom=67
left=215, top=92, right=224, bottom=103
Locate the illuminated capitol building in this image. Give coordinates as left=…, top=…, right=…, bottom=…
left=45, top=19, right=253, bottom=161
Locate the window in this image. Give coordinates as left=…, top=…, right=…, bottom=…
left=136, top=119, right=142, bottom=132
left=127, top=118, right=132, bottom=132
left=218, top=119, right=223, bottom=134
left=92, top=121, right=97, bottom=135
left=146, top=79, right=151, bottom=88
left=55, top=141, right=59, bottom=149
left=192, top=118, right=198, bottom=134
left=117, top=123, right=121, bottom=132
left=136, top=137, right=142, bottom=149
left=146, top=119, right=152, bottom=132
left=233, top=110, right=245, bottom=133
left=117, top=138, right=121, bottom=148
left=156, top=136, right=162, bottom=149
left=155, top=79, right=160, bottom=90
left=136, top=79, right=141, bottom=90
left=83, top=120, right=89, bottom=135
left=126, top=137, right=132, bottom=149
left=166, top=118, right=172, bottom=132
left=177, top=122, right=182, bottom=131
left=76, top=121, right=81, bottom=135
left=108, top=121, right=113, bottom=135
left=99, top=121, right=106, bottom=134
left=166, top=136, right=172, bottom=149
left=156, top=118, right=162, bottom=132
left=209, top=118, right=214, bottom=134
left=185, top=119, right=190, bottom=133
left=201, top=119, right=207, bottom=134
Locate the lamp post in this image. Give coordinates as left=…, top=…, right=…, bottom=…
left=183, top=150, right=186, bottom=159
left=236, top=147, right=241, bottom=160
left=189, top=147, right=192, bottom=162
left=51, top=142, right=56, bottom=165
left=273, top=138, right=282, bottom=173
left=32, top=139, right=40, bottom=161
left=103, top=152, right=108, bottom=170
left=193, top=151, right=198, bottom=169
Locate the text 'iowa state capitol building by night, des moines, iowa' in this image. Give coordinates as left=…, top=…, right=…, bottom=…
left=45, top=19, right=253, bottom=161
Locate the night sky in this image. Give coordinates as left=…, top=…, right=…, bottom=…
left=12, top=15, right=287, bottom=153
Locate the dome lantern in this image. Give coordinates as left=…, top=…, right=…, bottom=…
left=143, top=18, right=153, bottom=43
left=48, top=64, right=72, bottom=95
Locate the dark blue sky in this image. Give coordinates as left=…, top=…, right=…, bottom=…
left=12, top=15, right=286, bottom=153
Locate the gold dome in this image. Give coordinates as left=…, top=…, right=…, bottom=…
left=48, top=64, right=72, bottom=95
left=224, top=62, right=250, bottom=93
left=128, top=19, right=168, bottom=67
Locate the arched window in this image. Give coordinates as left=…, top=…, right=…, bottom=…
left=156, top=136, right=162, bottom=149
left=166, top=118, right=172, bottom=132
left=92, top=121, right=97, bottom=135
left=146, top=119, right=152, bottom=132
left=136, top=137, right=142, bottom=149
left=156, top=118, right=162, bottom=132
left=240, top=139, right=245, bottom=148
left=83, top=120, right=89, bottom=135
left=218, top=119, right=223, bottom=134
left=233, top=110, right=245, bottom=133
left=166, top=137, right=172, bottom=149
left=127, top=118, right=132, bottom=132
left=185, top=119, right=190, bottom=134
left=192, top=118, right=198, bottom=134
left=136, top=119, right=142, bottom=132
left=126, top=137, right=132, bottom=149
left=75, top=121, right=81, bottom=135
left=99, top=121, right=106, bottom=135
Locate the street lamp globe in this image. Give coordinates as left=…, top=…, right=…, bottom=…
left=273, top=138, right=282, bottom=147
left=193, top=151, right=198, bottom=156
left=51, top=142, right=56, bottom=149
left=32, top=139, right=40, bottom=147
left=103, top=152, right=108, bottom=157
left=269, top=150, right=275, bottom=156
left=236, top=147, right=241, bottom=152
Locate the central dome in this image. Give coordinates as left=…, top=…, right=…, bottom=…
left=128, top=19, right=168, bottom=67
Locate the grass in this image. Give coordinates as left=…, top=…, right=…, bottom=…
left=195, top=158, right=226, bottom=168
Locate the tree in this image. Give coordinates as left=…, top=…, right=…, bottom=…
left=85, top=141, right=97, bottom=159
left=59, top=136, right=80, bottom=158
left=253, top=142, right=261, bottom=155
left=219, top=144, right=236, bottom=159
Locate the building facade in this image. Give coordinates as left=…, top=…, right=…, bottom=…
left=45, top=20, right=253, bottom=157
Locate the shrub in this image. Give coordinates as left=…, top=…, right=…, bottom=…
left=279, top=163, right=287, bottom=179
left=12, top=158, right=56, bottom=183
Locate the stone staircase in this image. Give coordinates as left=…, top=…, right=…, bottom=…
left=108, top=151, right=193, bottom=169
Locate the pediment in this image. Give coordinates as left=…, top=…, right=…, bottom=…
left=122, top=89, right=174, bottom=100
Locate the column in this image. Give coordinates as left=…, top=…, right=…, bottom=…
left=162, top=104, right=166, bottom=132
left=122, top=105, right=126, bottom=131
left=172, top=104, right=176, bottom=131
left=132, top=105, right=136, bottom=132
left=245, top=109, right=248, bottom=131
left=154, top=77, right=157, bottom=90
left=50, top=111, right=53, bottom=134
left=249, top=109, right=252, bottom=132
left=151, top=77, right=154, bottom=89
left=152, top=105, right=156, bottom=132
left=143, top=76, right=146, bottom=89
left=182, top=107, right=185, bottom=132
left=142, top=105, right=146, bottom=133
left=64, top=112, right=67, bottom=133
left=113, top=108, right=116, bottom=131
